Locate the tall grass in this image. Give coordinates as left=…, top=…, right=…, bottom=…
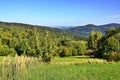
left=0, top=55, right=40, bottom=80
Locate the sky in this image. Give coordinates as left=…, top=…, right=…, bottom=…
left=0, top=0, right=120, bottom=26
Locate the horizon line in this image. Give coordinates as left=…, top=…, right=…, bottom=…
left=0, top=20, right=120, bottom=27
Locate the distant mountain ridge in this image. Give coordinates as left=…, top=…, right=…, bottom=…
left=0, top=21, right=119, bottom=36
left=65, top=23, right=120, bottom=35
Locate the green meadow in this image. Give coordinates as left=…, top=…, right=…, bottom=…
left=0, top=56, right=120, bottom=80
left=29, top=63, right=120, bottom=80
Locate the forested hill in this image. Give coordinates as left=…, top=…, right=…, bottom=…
left=65, top=23, right=120, bottom=35
left=0, top=21, right=88, bottom=58
left=0, top=21, right=87, bottom=40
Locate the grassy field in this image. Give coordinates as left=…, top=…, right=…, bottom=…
left=51, top=56, right=90, bottom=62
left=0, top=56, right=120, bottom=80
left=29, top=63, right=120, bottom=80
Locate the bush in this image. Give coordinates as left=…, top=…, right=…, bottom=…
left=72, top=41, right=87, bottom=55
left=104, top=52, right=120, bottom=62
left=58, top=46, right=70, bottom=57
left=72, top=48, right=77, bottom=56
left=112, top=52, right=120, bottom=62
left=100, top=37, right=120, bottom=60
left=9, top=48, right=16, bottom=56
left=0, top=45, right=16, bottom=56
left=42, top=55, right=51, bottom=63
left=0, top=45, right=10, bottom=56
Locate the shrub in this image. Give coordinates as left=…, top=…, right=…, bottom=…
left=0, top=45, right=16, bottom=56
left=0, top=45, right=10, bottom=56
left=72, top=41, right=87, bottom=55
left=111, top=52, right=120, bottom=62
left=58, top=46, right=70, bottom=57
left=42, top=55, right=51, bottom=63
left=104, top=52, right=120, bottom=62
left=100, top=37, right=120, bottom=61
left=9, top=48, right=16, bottom=56
left=72, top=48, right=77, bottom=56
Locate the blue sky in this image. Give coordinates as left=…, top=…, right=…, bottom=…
left=0, top=0, right=120, bottom=26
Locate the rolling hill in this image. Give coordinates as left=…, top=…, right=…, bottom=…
left=0, top=21, right=87, bottom=40
left=65, top=23, right=120, bottom=35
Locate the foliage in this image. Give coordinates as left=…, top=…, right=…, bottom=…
left=58, top=40, right=87, bottom=57
left=72, top=41, right=87, bottom=55
left=0, top=22, right=88, bottom=62
left=88, top=31, right=102, bottom=51
left=103, top=37, right=119, bottom=53
left=104, top=52, right=120, bottom=62
left=95, top=27, right=120, bottom=61
left=0, top=41, right=16, bottom=56
left=59, top=46, right=69, bottom=57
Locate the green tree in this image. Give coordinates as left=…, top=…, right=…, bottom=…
left=77, top=41, right=87, bottom=55
left=72, top=41, right=87, bottom=55
left=102, top=37, right=120, bottom=57
left=88, top=31, right=102, bottom=51
left=41, top=31, right=58, bottom=62
left=96, top=27, right=120, bottom=59
left=58, top=46, right=70, bottom=57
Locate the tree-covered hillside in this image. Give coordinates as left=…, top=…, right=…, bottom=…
left=0, top=21, right=87, bottom=40
left=0, top=21, right=87, bottom=62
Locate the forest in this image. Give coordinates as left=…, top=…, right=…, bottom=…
left=0, top=22, right=120, bottom=62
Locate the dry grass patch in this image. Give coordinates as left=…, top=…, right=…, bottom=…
left=0, top=55, right=40, bottom=80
